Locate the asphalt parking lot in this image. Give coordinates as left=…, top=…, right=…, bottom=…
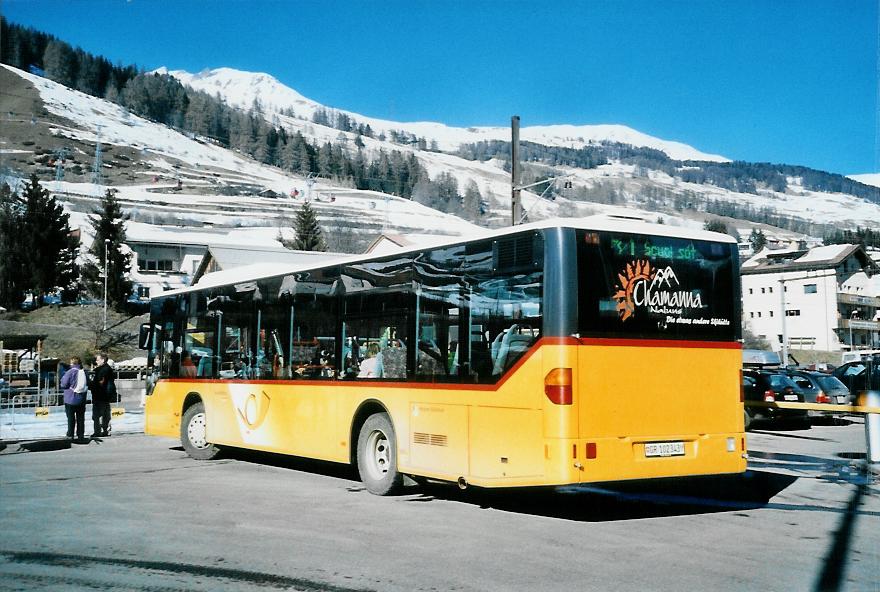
left=0, top=416, right=877, bottom=591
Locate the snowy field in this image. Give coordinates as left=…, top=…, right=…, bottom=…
left=4, top=62, right=879, bottom=246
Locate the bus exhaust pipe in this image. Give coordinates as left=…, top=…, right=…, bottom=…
left=457, top=477, right=468, bottom=490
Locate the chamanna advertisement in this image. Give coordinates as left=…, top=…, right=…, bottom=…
left=578, top=232, right=737, bottom=340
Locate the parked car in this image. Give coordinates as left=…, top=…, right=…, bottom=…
left=833, top=359, right=880, bottom=402
left=785, top=369, right=852, bottom=419
left=742, top=369, right=809, bottom=430
left=20, top=292, right=62, bottom=310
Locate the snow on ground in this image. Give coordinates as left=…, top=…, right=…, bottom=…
left=161, top=67, right=880, bottom=229
left=164, top=67, right=730, bottom=162
left=3, top=60, right=485, bottom=241
left=1, top=407, right=144, bottom=441
left=848, top=173, right=880, bottom=188
left=7, top=62, right=876, bottom=247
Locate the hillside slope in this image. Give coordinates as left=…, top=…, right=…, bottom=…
left=2, top=62, right=878, bottom=248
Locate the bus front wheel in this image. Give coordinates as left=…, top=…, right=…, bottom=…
left=181, top=402, right=220, bottom=460
left=357, top=412, right=402, bottom=495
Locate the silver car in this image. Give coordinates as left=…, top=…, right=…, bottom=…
left=785, top=370, right=852, bottom=419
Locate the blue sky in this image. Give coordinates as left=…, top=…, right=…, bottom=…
left=3, top=0, right=876, bottom=175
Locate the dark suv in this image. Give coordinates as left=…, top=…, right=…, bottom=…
left=833, top=358, right=880, bottom=401
left=742, top=369, right=809, bottom=430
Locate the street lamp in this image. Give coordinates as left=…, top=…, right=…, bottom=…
left=779, top=278, right=789, bottom=367
left=103, top=238, right=110, bottom=331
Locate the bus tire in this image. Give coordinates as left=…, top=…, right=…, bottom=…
left=181, top=401, right=220, bottom=460
left=357, top=412, right=402, bottom=495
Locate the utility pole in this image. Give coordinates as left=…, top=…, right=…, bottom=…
left=54, top=147, right=69, bottom=190
left=92, top=124, right=103, bottom=188
left=779, top=278, right=788, bottom=366
left=305, top=173, right=315, bottom=203
left=103, top=238, right=110, bottom=331
left=511, top=115, right=522, bottom=226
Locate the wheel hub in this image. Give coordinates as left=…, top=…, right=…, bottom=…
left=187, top=413, right=209, bottom=449
left=365, top=429, right=390, bottom=480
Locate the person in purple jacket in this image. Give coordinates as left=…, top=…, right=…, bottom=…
left=60, top=356, right=88, bottom=442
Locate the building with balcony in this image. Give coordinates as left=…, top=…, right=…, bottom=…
left=741, top=244, right=880, bottom=352
left=124, top=222, right=290, bottom=303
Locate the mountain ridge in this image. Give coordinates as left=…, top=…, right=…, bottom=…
left=1, top=59, right=879, bottom=250
left=161, top=66, right=730, bottom=163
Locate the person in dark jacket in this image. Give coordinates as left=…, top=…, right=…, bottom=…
left=60, top=356, right=88, bottom=442
left=90, top=352, right=117, bottom=438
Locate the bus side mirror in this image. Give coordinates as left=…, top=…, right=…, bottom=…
left=138, top=323, right=153, bottom=350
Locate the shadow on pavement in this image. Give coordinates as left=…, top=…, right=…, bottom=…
left=812, top=483, right=867, bottom=592
left=18, top=439, right=73, bottom=453
left=180, top=445, right=807, bottom=522
left=402, top=471, right=799, bottom=522
left=748, top=429, right=833, bottom=442
left=170, top=445, right=874, bottom=524
left=747, top=450, right=872, bottom=486
left=191, top=446, right=358, bottom=481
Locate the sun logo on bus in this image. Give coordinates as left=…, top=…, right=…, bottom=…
left=613, top=260, right=656, bottom=321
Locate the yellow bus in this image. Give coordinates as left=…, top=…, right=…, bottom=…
left=142, top=217, right=746, bottom=495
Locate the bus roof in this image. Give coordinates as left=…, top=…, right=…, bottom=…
left=155, top=215, right=736, bottom=299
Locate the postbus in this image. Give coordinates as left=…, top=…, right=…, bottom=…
left=141, top=216, right=746, bottom=495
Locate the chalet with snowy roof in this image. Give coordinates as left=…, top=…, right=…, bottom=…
left=123, top=222, right=292, bottom=302
left=191, top=245, right=342, bottom=286
left=364, top=233, right=414, bottom=255
left=741, top=244, right=880, bottom=352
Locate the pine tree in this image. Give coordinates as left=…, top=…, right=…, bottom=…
left=0, top=183, right=27, bottom=309
left=42, top=39, right=76, bottom=87
left=411, top=178, right=440, bottom=209
left=749, top=228, right=767, bottom=253
left=317, top=142, right=334, bottom=178
left=19, top=174, right=77, bottom=308
left=81, top=189, right=133, bottom=311
left=703, top=219, right=728, bottom=235
left=289, top=202, right=326, bottom=251
left=462, top=180, right=484, bottom=219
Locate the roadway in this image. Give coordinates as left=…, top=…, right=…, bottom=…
left=0, top=419, right=877, bottom=591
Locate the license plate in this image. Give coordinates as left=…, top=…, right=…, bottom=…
left=836, top=396, right=846, bottom=404
left=784, top=394, right=798, bottom=401
left=645, top=441, right=685, bottom=457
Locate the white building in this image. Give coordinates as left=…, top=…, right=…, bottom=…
left=123, top=222, right=291, bottom=302
left=741, top=244, right=880, bottom=352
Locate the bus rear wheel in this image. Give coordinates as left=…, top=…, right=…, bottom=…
left=357, top=412, right=402, bottom=495
left=181, top=401, right=220, bottom=460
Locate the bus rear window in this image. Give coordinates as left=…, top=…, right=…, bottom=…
left=577, top=230, right=739, bottom=341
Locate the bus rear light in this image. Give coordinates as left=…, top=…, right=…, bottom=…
left=816, top=391, right=830, bottom=404
left=544, top=368, right=573, bottom=405
left=726, top=437, right=735, bottom=452
left=763, top=390, right=776, bottom=402
left=585, top=442, right=597, bottom=459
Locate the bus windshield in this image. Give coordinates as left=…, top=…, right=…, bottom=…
left=577, top=230, right=739, bottom=341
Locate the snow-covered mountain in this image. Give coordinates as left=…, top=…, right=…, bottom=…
left=848, top=173, right=880, bottom=188
left=163, top=67, right=730, bottom=162
left=0, top=63, right=483, bottom=252
left=2, top=60, right=878, bottom=256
